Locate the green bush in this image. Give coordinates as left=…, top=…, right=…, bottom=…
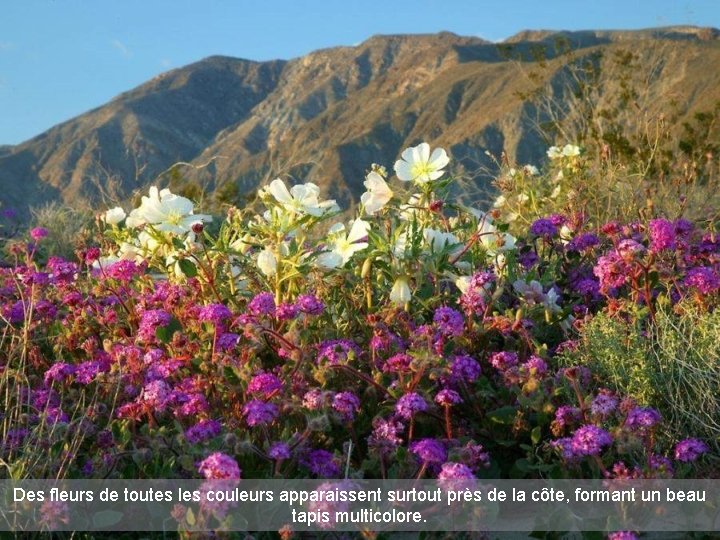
left=560, top=301, right=720, bottom=447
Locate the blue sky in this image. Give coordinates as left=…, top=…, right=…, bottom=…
left=1, top=0, right=719, bottom=145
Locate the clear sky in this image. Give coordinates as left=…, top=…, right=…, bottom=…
left=1, top=0, right=719, bottom=145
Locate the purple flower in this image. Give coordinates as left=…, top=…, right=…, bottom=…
left=570, top=425, right=613, bottom=456
left=648, top=218, right=675, bottom=252
left=648, top=454, right=674, bottom=477
left=198, top=303, right=232, bottom=326
left=383, top=353, right=413, bottom=373
left=455, top=442, right=491, bottom=471
left=591, top=391, right=618, bottom=417
left=518, top=250, right=540, bottom=269
left=332, top=392, right=361, bottom=421
left=434, top=388, right=463, bottom=406
left=247, top=292, right=276, bottom=316
left=674, top=438, right=709, bottom=462
left=74, top=360, right=107, bottom=385
left=175, top=393, right=210, bottom=417
left=185, top=419, right=222, bottom=444
left=530, top=218, right=558, bottom=238
left=44, top=363, right=76, bottom=386
left=139, top=309, right=172, bottom=331
left=437, top=462, right=476, bottom=490
left=296, top=294, right=324, bottom=315
left=433, top=307, right=464, bottom=336
left=553, top=407, right=581, bottom=431
left=248, top=373, right=283, bottom=399
left=625, top=407, right=662, bottom=432
left=197, top=452, right=241, bottom=479
left=276, top=302, right=299, bottom=320
left=30, top=227, right=49, bottom=241
left=368, top=417, right=404, bottom=454
left=301, top=449, right=340, bottom=478
left=450, top=355, right=481, bottom=383
left=521, top=356, right=547, bottom=375
left=395, top=392, right=428, bottom=420
left=105, top=260, right=142, bottom=282
left=616, top=239, right=646, bottom=260
left=302, top=388, right=328, bottom=410
left=142, top=380, right=172, bottom=410
left=316, top=339, right=361, bottom=365
left=459, top=271, right=495, bottom=315
left=684, top=267, right=720, bottom=294
left=268, top=442, right=292, bottom=460
left=490, top=351, right=518, bottom=371
left=593, top=252, right=629, bottom=292
left=410, top=439, right=447, bottom=464
left=216, top=332, right=240, bottom=351
left=243, top=400, right=278, bottom=426
left=566, top=232, right=599, bottom=252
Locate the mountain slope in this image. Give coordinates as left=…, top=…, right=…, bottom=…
left=1, top=27, right=719, bottom=215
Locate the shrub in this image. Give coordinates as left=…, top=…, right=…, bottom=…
left=561, top=302, right=720, bottom=447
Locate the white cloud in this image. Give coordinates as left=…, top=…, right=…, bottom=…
left=0, top=42, right=15, bottom=52
left=159, top=58, right=172, bottom=68
left=111, top=39, right=132, bottom=58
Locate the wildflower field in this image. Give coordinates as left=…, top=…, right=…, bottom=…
left=1, top=140, right=718, bottom=534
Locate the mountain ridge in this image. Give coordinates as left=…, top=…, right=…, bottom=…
left=1, top=26, right=719, bottom=215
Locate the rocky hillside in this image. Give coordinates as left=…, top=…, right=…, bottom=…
left=1, top=27, right=719, bottom=215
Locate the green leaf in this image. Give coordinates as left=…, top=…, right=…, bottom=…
left=155, top=317, right=182, bottom=343
left=223, top=365, right=240, bottom=384
left=178, top=259, right=198, bottom=278
left=487, top=406, right=517, bottom=425
left=531, top=425, right=542, bottom=445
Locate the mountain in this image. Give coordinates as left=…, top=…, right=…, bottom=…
left=1, top=27, right=719, bottom=215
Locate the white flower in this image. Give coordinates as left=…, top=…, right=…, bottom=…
left=117, top=242, right=144, bottom=262
left=423, top=228, right=461, bottom=255
left=455, top=276, right=472, bottom=294
left=360, top=171, right=393, bottom=215
left=392, top=232, right=409, bottom=259
left=390, top=277, right=412, bottom=306
left=103, top=207, right=126, bottom=225
left=559, top=224, right=573, bottom=244
left=547, top=146, right=563, bottom=160
left=257, top=248, right=278, bottom=277
left=562, top=144, right=580, bottom=157
left=229, top=234, right=253, bottom=255
left=316, top=219, right=370, bottom=268
left=126, top=186, right=212, bottom=234
left=399, top=193, right=422, bottom=221
left=523, top=164, right=540, bottom=176
left=544, top=287, right=562, bottom=313
left=394, top=143, right=449, bottom=184
left=493, top=195, right=506, bottom=208
left=550, top=185, right=562, bottom=199
left=92, top=255, right=120, bottom=271
left=262, top=178, right=338, bottom=217
left=513, top=280, right=561, bottom=312
left=471, top=210, right=516, bottom=253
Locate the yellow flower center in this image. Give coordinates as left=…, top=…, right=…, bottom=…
left=166, top=211, right=183, bottom=225
left=411, top=162, right=434, bottom=180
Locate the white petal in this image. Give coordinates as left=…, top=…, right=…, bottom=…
left=417, top=142, right=430, bottom=163
left=347, top=219, right=370, bottom=243
left=316, top=251, right=342, bottom=269
left=267, top=178, right=293, bottom=204
left=394, top=160, right=414, bottom=182
left=428, top=147, right=449, bottom=170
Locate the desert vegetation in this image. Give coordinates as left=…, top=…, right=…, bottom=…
left=0, top=36, right=718, bottom=539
